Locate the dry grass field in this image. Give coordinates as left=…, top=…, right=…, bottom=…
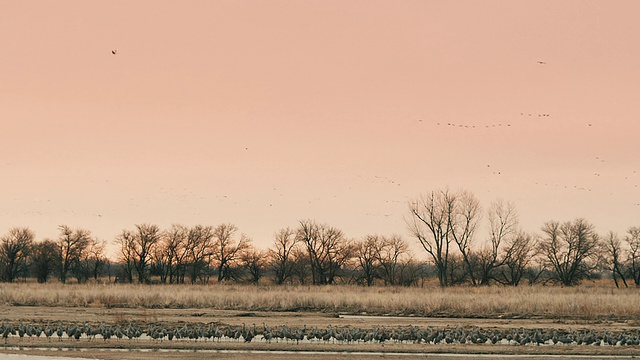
left=0, top=282, right=639, bottom=320
left=2, top=283, right=640, bottom=358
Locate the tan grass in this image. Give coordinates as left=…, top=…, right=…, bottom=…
left=0, top=283, right=639, bottom=320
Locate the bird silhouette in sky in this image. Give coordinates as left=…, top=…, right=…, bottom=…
left=537, top=61, right=546, bottom=65
left=111, top=49, right=118, bottom=55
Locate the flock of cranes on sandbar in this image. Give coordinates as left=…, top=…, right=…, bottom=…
left=2, top=321, right=640, bottom=347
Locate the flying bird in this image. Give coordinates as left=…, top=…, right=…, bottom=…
left=111, top=49, right=118, bottom=55
left=537, top=61, right=546, bottom=65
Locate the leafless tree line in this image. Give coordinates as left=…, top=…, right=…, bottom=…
left=117, top=223, right=253, bottom=284
left=408, top=190, right=533, bottom=286
left=406, top=188, right=640, bottom=287
left=2, top=190, right=640, bottom=287
left=599, top=227, right=640, bottom=288
left=0, top=225, right=108, bottom=284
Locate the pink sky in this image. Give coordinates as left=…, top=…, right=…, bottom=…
left=2, top=1, right=640, bottom=256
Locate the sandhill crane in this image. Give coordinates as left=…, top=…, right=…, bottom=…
left=56, top=324, right=64, bottom=341
left=43, top=323, right=54, bottom=342
left=17, top=323, right=25, bottom=341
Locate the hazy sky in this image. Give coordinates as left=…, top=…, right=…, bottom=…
left=2, top=1, right=640, bottom=255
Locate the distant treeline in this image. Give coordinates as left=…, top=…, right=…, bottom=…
left=2, top=188, right=640, bottom=287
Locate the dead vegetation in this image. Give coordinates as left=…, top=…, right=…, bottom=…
left=1, top=283, right=639, bottom=320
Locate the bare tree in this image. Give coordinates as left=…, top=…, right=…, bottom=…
left=495, top=231, right=536, bottom=286
left=450, top=190, right=481, bottom=285
left=446, top=253, right=467, bottom=285
left=114, top=224, right=161, bottom=283
left=354, top=235, right=380, bottom=286
left=74, top=238, right=108, bottom=283
left=624, top=226, right=640, bottom=286
left=114, top=230, right=135, bottom=283
left=407, top=189, right=480, bottom=287
left=396, top=257, right=423, bottom=287
left=524, top=262, right=546, bottom=285
left=539, top=218, right=600, bottom=286
left=290, top=246, right=311, bottom=285
left=161, top=224, right=190, bottom=284
left=0, top=227, right=35, bottom=282
left=296, top=220, right=353, bottom=285
left=268, top=227, right=299, bottom=285
left=241, top=246, right=267, bottom=284
left=151, top=241, right=171, bottom=284
left=211, top=223, right=251, bottom=283
left=89, top=239, right=108, bottom=281
left=56, top=225, right=92, bottom=284
left=185, top=225, right=214, bottom=284
left=600, top=231, right=627, bottom=288
left=407, top=190, right=453, bottom=287
left=375, top=235, right=409, bottom=286
left=30, top=239, right=57, bottom=283
left=476, top=200, right=519, bottom=285
left=132, top=224, right=161, bottom=283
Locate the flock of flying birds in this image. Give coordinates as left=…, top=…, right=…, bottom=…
left=7, top=55, right=638, bottom=229
left=418, top=113, right=640, bottom=197
left=410, top=56, right=639, bottom=209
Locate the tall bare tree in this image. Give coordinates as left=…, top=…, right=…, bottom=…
left=600, top=231, right=627, bottom=288
left=624, top=226, right=640, bottom=286
left=407, top=189, right=480, bottom=287
left=476, top=200, right=519, bottom=285
left=296, top=220, right=353, bottom=285
left=354, top=235, right=380, bottom=286
left=89, top=239, right=108, bottom=281
left=268, top=227, right=299, bottom=285
left=407, top=190, right=453, bottom=287
left=114, top=230, right=135, bottom=283
left=132, top=224, right=161, bottom=283
left=185, top=225, right=214, bottom=284
left=114, top=224, right=161, bottom=283
left=539, top=218, right=599, bottom=286
left=56, top=225, right=92, bottom=284
left=0, top=227, right=35, bottom=282
left=375, top=235, right=409, bottom=286
left=161, top=224, right=190, bottom=284
left=450, top=190, right=481, bottom=285
left=211, top=223, right=251, bottom=283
